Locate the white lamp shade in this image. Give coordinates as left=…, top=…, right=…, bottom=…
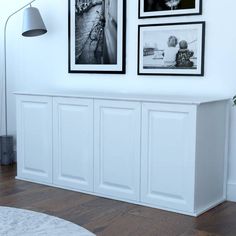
left=22, top=7, right=47, bottom=37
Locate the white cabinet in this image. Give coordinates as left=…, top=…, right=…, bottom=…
left=16, top=95, right=53, bottom=184
left=94, top=100, right=141, bottom=201
left=53, top=97, right=93, bottom=192
left=141, top=101, right=229, bottom=215
left=141, top=103, right=197, bottom=213
left=16, top=93, right=229, bottom=216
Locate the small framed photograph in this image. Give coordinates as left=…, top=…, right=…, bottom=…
left=138, top=22, right=205, bottom=76
left=139, top=0, right=202, bottom=18
left=69, top=0, right=126, bottom=74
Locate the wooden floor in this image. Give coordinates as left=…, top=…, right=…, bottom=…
left=1, top=165, right=236, bottom=236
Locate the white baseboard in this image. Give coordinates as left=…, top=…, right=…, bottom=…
left=227, top=182, right=236, bottom=202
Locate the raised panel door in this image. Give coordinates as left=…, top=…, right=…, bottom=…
left=53, top=97, right=93, bottom=192
left=94, top=100, right=141, bottom=201
left=16, top=95, right=53, bottom=184
left=141, top=102, right=197, bottom=213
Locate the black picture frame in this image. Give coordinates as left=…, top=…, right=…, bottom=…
left=138, top=22, right=205, bottom=77
left=68, top=0, right=126, bottom=74
left=139, top=0, right=202, bottom=19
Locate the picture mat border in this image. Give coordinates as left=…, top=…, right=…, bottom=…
left=137, top=21, right=206, bottom=77
left=68, top=0, right=127, bottom=74
left=138, top=0, right=202, bottom=19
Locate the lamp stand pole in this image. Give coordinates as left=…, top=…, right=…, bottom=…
left=0, top=0, right=36, bottom=165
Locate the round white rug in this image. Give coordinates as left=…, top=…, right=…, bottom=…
left=0, top=207, right=95, bottom=236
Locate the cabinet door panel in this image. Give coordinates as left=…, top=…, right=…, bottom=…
left=141, top=103, right=196, bottom=212
left=53, top=98, right=93, bottom=192
left=16, top=96, right=53, bottom=184
left=94, top=100, right=141, bottom=201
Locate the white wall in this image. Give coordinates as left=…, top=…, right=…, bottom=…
left=0, top=0, right=236, bottom=201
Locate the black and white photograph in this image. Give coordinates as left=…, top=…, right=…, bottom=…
left=139, top=0, right=202, bottom=18
left=69, top=0, right=126, bottom=74
left=138, top=22, right=205, bottom=76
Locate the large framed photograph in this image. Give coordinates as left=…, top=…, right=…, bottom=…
left=139, top=0, right=202, bottom=18
left=138, top=22, right=205, bottom=76
left=69, top=0, right=126, bottom=74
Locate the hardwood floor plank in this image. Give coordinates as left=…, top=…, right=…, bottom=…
left=180, top=229, right=220, bottom=236
left=1, top=165, right=236, bottom=236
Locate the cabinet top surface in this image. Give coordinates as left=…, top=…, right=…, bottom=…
left=14, top=91, right=230, bottom=105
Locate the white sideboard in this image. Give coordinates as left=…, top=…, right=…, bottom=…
left=15, top=92, right=230, bottom=216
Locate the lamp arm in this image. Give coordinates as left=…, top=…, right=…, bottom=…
left=3, top=0, right=36, bottom=136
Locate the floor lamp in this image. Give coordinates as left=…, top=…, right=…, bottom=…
left=0, top=0, right=47, bottom=165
